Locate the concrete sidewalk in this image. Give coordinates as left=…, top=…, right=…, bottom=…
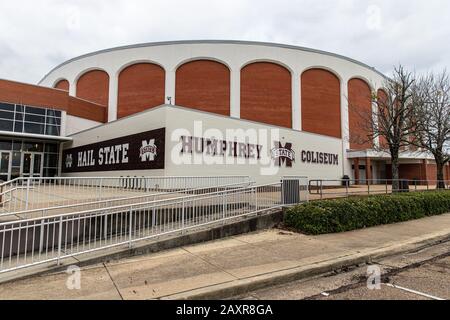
left=0, top=213, right=449, bottom=300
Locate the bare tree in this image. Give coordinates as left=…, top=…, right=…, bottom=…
left=411, top=70, right=450, bottom=189
left=351, top=65, right=416, bottom=191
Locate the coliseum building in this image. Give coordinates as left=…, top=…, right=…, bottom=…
left=0, top=40, right=447, bottom=183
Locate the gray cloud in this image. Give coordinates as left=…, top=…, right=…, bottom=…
left=0, top=0, right=449, bottom=83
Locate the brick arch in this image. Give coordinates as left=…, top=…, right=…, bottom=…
left=240, top=62, right=292, bottom=128
left=76, top=70, right=109, bottom=106
left=118, top=63, right=165, bottom=118
left=348, top=78, right=373, bottom=149
left=175, top=60, right=230, bottom=116
left=301, top=68, right=341, bottom=138
left=54, top=79, right=69, bottom=91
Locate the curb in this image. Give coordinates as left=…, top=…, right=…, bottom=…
left=160, top=230, right=450, bottom=300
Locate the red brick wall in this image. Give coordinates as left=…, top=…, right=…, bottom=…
left=54, top=79, right=69, bottom=91
left=386, top=164, right=426, bottom=181
left=349, top=79, right=373, bottom=150
left=76, top=70, right=109, bottom=107
left=118, top=63, right=165, bottom=118
left=301, top=69, right=341, bottom=138
left=68, top=97, right=107, bottom=123
left=176, top=60, right=230, bottom=116
left=0, top=79, right=68, bottom=110
left=0, top=79, right=106, bottom=123
left=240, top=62, right=292, bottom=128
left=385, top=162, right=450, bottom=183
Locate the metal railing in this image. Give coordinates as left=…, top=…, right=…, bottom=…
left=0, top=181, right=289, bottom=274
left=309, top=179, right=450, bottom=199
left=0, top=181, right=254, bottom=220
left=0, top=176, right=251, bottom=214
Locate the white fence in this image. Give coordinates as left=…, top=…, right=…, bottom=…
left=0, top=182, right=288, bottom=274
left=0, top=176, right=251, bottom=214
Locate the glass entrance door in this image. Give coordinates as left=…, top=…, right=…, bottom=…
left=0, top=151, right=11, bottom=182
left=21, top=152, right=43, bottom=178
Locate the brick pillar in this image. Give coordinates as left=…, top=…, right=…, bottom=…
left=354, top=158, right=360, bottom=185
left=422, top=159, right=428, bottom=185
left=365, top=158, right=372, bottom=185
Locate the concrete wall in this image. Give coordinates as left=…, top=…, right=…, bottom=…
left=63, top=105, right=344, bottom=184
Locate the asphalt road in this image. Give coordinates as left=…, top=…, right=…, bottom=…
left=236, top=241, right=450, bottom=300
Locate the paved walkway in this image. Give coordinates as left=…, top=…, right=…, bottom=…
left=0, top=213, right=449, bottom=300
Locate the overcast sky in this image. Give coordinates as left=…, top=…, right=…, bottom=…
left=1, top=0, right=449, bottom=84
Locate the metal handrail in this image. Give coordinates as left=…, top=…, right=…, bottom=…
left=0, top=175, right=251, bottom=213
left=0, top=181, right=254, bottom=219
left=308, top=179, right=450, bottom=199
left=0, top=181, right=289, bottom=274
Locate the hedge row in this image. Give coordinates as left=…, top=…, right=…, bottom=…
left=284, top=191, right=450, bottom=235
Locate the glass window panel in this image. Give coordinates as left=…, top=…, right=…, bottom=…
left=14, top=122, right=24, bottom=133
left=45, top=125, right=60, bottom=136
left=45, top=143, right=58, bottom=153
left=23, top=142, right=43, bottom=152
left=0, top=140, right=12, bottom=150
left=12, top=141, right=21, bottom=151
left=24, top=122, right=45, bottom=135
left=0, top=120, right=13, bottom=131
left=44, top=168, right=57, bottom=177
left=25, top=114, right=45, bottom=123
left=12, top=151, right=21, bottom=166
left=0, top=103, right=15, bottom=112
left=46, top=110, right=62, bottom=118
left=22, top=153, right=31, bottom=175
left=15, top=113, right=23, bottom=121
left=15, top=105, right=24, bottom=112
left=44, top=154, right=58, bottom=168
left=11, top=167, right=20, bottom=179
left=0, top=152, right=10, bottom=172
left=0, top=111, right=14, bottom=120
left=25, top=106, right=46, bottom=115
left=46, top=117, right=61, bottom=126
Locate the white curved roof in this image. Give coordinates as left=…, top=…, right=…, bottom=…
left=39, top=40, right=386, bottom=84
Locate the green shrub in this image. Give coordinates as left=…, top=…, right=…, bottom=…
left=284, top=191, right=450, bottom=235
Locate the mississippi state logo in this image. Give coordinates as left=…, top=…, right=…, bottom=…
left=271, top=142, right=295, bottom=167
left=65, top=154, right=73, bottom=168
left=140, top=139, right=158, bottom=162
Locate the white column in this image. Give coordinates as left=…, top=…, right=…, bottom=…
left=341, top=79, right=351, bottom=177
left=341, top=80, right=350, bottom=150
left=165, top=70, right=176, bottom=105
left=107, top=72, right=118, bottom=122
left=69, top=80, right=76, bottom=97
left=60, top=111, right=67, bottom=136
left=230, top=69, right=240, bottom=118
left=292, top=72, right=301, bottom=130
